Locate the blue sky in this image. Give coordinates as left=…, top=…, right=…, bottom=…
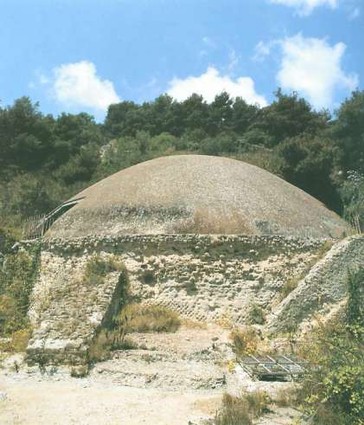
left=0, top=0, right=363, bottom=120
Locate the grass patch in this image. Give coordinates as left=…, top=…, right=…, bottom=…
left=214, top=391, right=270, bottom=425
left=87, top=304, right=180, bottom=364
left=230, top=327, right=259, bottom=356
left=83, top=255, right=122, bottom=285
left=118, top=303, right=181, bottom=333
left=182, top=318, right=207, bottom=329
left=87, top=329, right=138, bottom=363
left=0, top=327, right=32, bottom=353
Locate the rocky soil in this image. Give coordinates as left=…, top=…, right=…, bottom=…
left=0, top=324, right=304, bottom=425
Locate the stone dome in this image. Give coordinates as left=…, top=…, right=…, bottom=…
left=46, top=155, right=350, bottom=239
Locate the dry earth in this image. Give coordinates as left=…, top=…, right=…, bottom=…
left=0, top=325, right=304, bottom=425
left=0, top=375, right=222, bottom=425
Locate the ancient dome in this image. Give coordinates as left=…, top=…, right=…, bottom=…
left=46, top=155, right=350, bottom=239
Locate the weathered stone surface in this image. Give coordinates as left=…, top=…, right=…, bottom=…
left=45, top=155, right=350, bottom=239
left=26, top=234, right=326, bottom=364
left=267, top=235, right=364, bottom=332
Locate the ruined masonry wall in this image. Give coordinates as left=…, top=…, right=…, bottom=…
left=26, top=235, right=325, bottom=364
left=267, top=235, right=364, bottom=332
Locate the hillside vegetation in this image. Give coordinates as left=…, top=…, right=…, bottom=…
left=1, top=89, right=364, bottom=239
left=0, top=90, right=363, bottom=424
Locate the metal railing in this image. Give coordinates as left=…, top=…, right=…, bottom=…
left=22, top=198, right=82, bottom=240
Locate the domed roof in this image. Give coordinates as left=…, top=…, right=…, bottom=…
left=46, top=155, right=350, bottom=239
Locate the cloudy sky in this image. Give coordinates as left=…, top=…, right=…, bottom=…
left=0, top=0, right=363, bottom=120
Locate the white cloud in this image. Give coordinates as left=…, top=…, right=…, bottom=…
left=277, top=34, right=358, bottom=108
left=227, top=49, right=239, bottom=72
left=269, top=0, right=337, bottom=15
left=348, top=6, right=360, bottom=19
left=167, top=67, right=267, bottom=106
left=253, top=40, right=276, bottom=62
left=202, top=36, right=217, bottom=49
left=51, top=61, right=120, bottom=111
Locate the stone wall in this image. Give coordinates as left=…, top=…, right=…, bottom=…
left=25, top=234, right=326, bottom=365
left=267, top=235, right=364, bottom=333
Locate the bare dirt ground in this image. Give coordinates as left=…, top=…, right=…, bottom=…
left=0, top=325, right=227, bottom=425
left=0, top=325, right=304, bottom=425
left=0, top=373, right=222, bottom=425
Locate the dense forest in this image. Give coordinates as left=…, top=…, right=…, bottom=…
left=1, top=89, right=364, bottom=238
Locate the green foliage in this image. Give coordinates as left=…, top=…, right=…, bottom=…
left=275, top=134, right=341, bottom=212
left=299, top=268, right=364, bottom=425
left=200, top=132, right=239, bottom=155
left=1, top=89, right=364, bottom=234
left=247, top=303, right=266, bottom=325
left=340, top=171, right=364, bottom=233
left=0, top=242, right=41, bottom=335
left=332, top=90, right=364, bottom=174
left=346, top=269, right=364, bottom=327
left=250, top=89, right=329, bottom=147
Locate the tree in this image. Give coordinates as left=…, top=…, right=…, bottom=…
left=0, top=97, right=56, bottom=173
left=340, top=171, right=364, bottom=233
left=231, top=97, right=259, bottom=134
left=250, top=90, right=329, bottom=147
left=332, top=90, right=364, bottom=174
left=179, top=94, right=209, bottom=135
left=207, top=92, right=234, bottom=135
left=104, top=101, right=140, bottom=137
left=275, top=134, right=341, bottom=212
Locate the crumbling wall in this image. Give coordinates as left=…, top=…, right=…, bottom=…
left=25, top=235, right=325, bottom=365
left=267, top=235, right=364, bottom=333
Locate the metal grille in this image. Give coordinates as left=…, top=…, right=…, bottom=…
left=239, top=354, right=308, bottom=381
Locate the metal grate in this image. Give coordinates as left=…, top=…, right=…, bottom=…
left=239, top=354, right=308, bottom=381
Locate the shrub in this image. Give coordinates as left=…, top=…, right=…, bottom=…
left=87, top=330, right=113, bottom=363
left=0, top=327, right=32, bottom=352
left=87, top=304, right=179, bottom=364
left=117, top=303, right=181, bottom=333
left=0, top=243, right=41, bottom=336
left=214, top=391, right=270, bottom=425
left=247, top=303, right=265, bottom=325
left=346, top=268, right=364, bottom=326
left=230, top=327, right=259, bottom=357
left=142, top=270, right=155, bottom=285
left=298, top=268, right=364, bottom=425
left=215, top=393, right=252, bottom=425
left=83, top=255, right=121, bottom=286
left=70, top=365, right=89, bottom=378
